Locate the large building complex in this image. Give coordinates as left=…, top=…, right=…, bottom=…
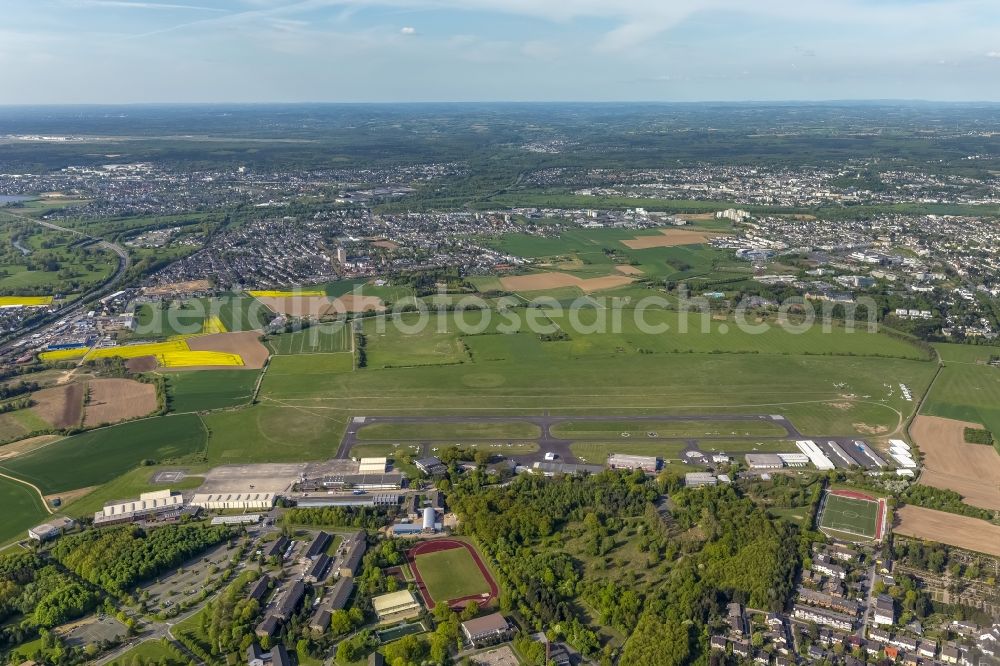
left=190, top=492, right=276, bottom=510
left=372, top=590, right=421, bottom=622
left=93, top=489, right=184, bottom=526
left=607, top=453, right=660, bottom=473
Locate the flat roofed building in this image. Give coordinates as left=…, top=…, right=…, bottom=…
left=461, top=613, right=513, bottom=647
left=358, top=457, right=388, bottom=474
left=792, top=605, right=854, bottom=631
left=28, top=517, right=75, bottom=542
left=371, top=590, right=420, bottom=621
left=96, top=490, right=183, bottom=518
left=190, top=492, right=275, bottom=510
left=685, top=472, right=718, bottom=488
left=318, top=473, right=402, bottom=490
left=777, top=453, right=810, bottom=467
left=531, top=461, right=603, bottom=476
left=745, top=453, right=784, bottom=469
left=211, top=514, right=262, bottom=525
left=607, top=453, right=660, bottom=473
left=795, top=440, right=836, bottom=470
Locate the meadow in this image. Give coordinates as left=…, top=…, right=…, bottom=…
left=921, top=361, right=1000, bottom=436
left=550, top=419, right=788, bottom=439
left=356, top=421, right=541, bottom=441
left=0, top=474, right=50, bottom=546
left=165, top=370, right=260, bottom=413
left=480, top=227, right=745, bottom=283
left=106, top=639, right=189, bottom=666
left=258, top=351, right=933, bottom=436
left=0, top=414, right=207, bottom=494
left=203, top=404, right=347, bottom=465
left=267, top=322, right=353, bottom=354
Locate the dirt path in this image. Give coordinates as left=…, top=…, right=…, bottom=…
left=0, top=470, right=52, bottom=515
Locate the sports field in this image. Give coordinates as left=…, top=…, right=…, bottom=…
left=0, top=414, right=207, bottom=494
left=409, top=540, right=498, bottom=609
left=819, top=491, right=881, bottom=540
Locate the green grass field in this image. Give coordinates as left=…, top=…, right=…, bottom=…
left=357, top=421, right=540, bottom=441
left=204, top=404, right=347, bottom=465
left=0, top=475, right=51, bottom=546
left=922, top=359, right=1000, bottom=437
left=569, top=441, right=688, bottom=462
left=62, top=466, right=205, bottom=519
left=106, top=639, right=189, bottom=666
left=0, top=414, right=207, bottom=494
left=267, top=323, right=352, bottom=354
left=364, top=315, right=469, bottom=368
left=819, top=493, right=879, bottom=539
left=259, top=353, right=354, bottom=398
left=165, top=369, right=260, bottom=413
left=133, top=294, right=273, bottom=337
left=550, top=419, right=787, bottom=439
left=414, top=546, right=491, bottom=604
left=932, top=343, right=1000, bottom=364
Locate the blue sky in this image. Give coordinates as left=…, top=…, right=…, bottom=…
left=2, top=0, right=999, bottom=103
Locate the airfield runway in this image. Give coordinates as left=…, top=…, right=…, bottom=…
left=336, top=413, right=882, bottom=470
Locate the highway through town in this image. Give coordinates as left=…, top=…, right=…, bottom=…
left=0, top=209, right=131, bottom=356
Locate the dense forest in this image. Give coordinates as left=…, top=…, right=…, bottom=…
left=448, top=470, right=805, bottom=666
left=0, top=552, right=100, bottom=651
left=51, top=524, right=231, bottom=596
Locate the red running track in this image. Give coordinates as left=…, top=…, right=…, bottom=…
left=408, top=539, right=499, bottom=610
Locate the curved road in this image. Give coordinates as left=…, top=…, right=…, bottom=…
left=0, top=209, right=131, bottom=354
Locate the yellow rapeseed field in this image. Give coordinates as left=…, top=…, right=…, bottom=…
left=87, top=340, right=189, bottom=360
left=38, top=347, right=90, bottom=361
left=247, top=289, right=325, bottom=298
left=156, top=351, right=244, bottom=367
left=0, top=296, right=54, bottom=307
left=200, top=315, right=228, bottom=335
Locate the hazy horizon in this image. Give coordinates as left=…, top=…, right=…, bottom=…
left=2, top=0, right=999, bottom=105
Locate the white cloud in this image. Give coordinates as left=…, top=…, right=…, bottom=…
left=987, top=51, right=1000, bottom=58
left=68, top=0, right=228, bottom=10
left=400, top=26, right=416, bottom=35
